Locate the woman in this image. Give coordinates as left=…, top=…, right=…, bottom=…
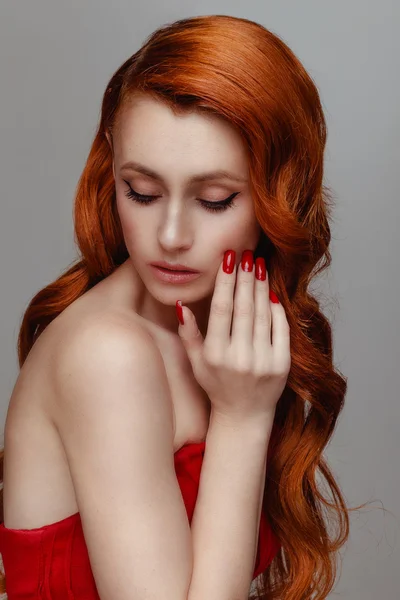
left=0, top=14, right=359, bottom=600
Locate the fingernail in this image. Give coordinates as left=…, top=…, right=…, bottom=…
left=223, top=250, right=235, bottom=274
left=269, top=290, right=280, bottom=304
left=255, top=257, right=266, bottom=281
left=176, top=300, right=184, bottom=325
left=241, top=250, right=253, bottom=272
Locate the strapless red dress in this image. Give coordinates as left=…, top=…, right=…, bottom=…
left=0, top=441, right=280, bottom=599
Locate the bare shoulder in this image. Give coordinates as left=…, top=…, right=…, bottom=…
left=51, top=306, right=158, bottom=373
left=43, top=310, right=192, bottom=599
left=48, top=308, right=175, bottom=441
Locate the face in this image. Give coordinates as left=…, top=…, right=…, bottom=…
left=109, top=93, right=261, bottom=326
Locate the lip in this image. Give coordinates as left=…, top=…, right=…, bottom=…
left=150, top=265, right=201, bottom=283
left=151, top=261, right=199, bottom=272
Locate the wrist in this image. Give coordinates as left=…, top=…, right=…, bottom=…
left=209, top=407, right=276, bottom=439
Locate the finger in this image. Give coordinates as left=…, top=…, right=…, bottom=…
left=253, top=256, right=272, bottom=352
left=230, top=250, right=255, bottom=351
left=176, top=303, right=205, bottom=368
left=205, top=250, right=237, bottom=356
left=270, top=299, right=291, bottom=371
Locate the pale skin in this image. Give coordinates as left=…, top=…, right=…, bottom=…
left=108, top=94, right=291, bottom=598
left=3, top=93, right=290, bottom=600
left=108, top=92, right=263, bottom=340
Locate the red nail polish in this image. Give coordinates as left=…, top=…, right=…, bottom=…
left=269, top=290, right=280, bottom=304
left=255, top=257, right=266, bottom=281
left=176, top=300, right=184, bottom=325
left=241, top=250, right=253, bottom=272
left=223, top=250, right=235, bottom=274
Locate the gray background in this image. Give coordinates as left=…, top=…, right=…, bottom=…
left=0, top=1, right=399, bottom=598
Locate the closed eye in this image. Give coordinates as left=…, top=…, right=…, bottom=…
left=122, top=181, right=239, bottom=213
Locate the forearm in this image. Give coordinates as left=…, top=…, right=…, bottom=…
left=187, top=410, right=275, bottom=600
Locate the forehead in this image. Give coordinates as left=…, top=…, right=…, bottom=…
left=112, top=95, right=249, bottom=171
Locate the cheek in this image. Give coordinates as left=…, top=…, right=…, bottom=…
left=116, top=195, right=143, bottom=246
left=116, top=194, right=141, bottom=235
left=251, top=220, right=263, bottom=246
left=241, top=213, right=262, bottom=247
left=116, top=198, right=160, bottom=259
left=215, top=217, right=261, bottom=253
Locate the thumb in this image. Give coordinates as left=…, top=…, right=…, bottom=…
left=176, top=300, right=204, bottom=367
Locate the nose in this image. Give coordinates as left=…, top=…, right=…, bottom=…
left=157, top=206, right=193, bottom=254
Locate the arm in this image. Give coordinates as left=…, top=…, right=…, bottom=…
left=51, top=318, right=193, bottom=600
left=187, top=410, right=275, bottom=600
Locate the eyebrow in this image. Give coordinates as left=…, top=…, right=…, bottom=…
left=119, top=161, right=248, bottom=183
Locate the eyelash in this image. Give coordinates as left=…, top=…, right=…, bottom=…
left=122, top=181, right=239, bottom=213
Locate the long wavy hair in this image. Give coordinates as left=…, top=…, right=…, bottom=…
left=0, top=14, right=370, bottom=599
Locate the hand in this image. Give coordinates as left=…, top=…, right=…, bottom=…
left=176, top=249, right=291, bottom=423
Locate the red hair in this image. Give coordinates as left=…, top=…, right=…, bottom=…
left=0, top=15, right=369, bottom=599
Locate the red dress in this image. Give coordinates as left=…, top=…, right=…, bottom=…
left=0, top=441, right=280, bottom=599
